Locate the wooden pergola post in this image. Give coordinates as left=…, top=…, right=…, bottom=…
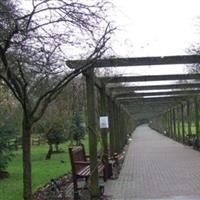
left=99, top=87, right=109, bottom=179
left=108, top=97, right=115, bottom=156
left=194, top=97, right=200, bottom=147
left=187, top=100, right=192, bottom=136
left=167, top=111, right=171, bottom=137
left=170, top=109, right=173, bottom=138
left=113, top=103, right=119, bottom=153
left=121, top=108, right=126, bottom=149
left=173, top=108, right=176, bottom=140
left=162, top=113, right=165, bottom=133
left=168, top=111, right=172, bottom=137
left=177, top=106, right=181, bottom=142
left=117, top=106, right=121, bottom=151
left=181, top=103, right=185, bottom=143
left=121, top=107, right=124, bottom=150
left=85, top=68, right=100, bottom=199
left=124, top=110, right=129, bottom=144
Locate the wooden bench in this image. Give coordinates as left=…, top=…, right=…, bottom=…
left=69, top=145, right=106, bottom=194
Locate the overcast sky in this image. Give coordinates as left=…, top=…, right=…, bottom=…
left=107, top=0, right=200, bottom=75
left=21, top=0, right=200, bottom=76
left=111, top=0, right=200, bottom=57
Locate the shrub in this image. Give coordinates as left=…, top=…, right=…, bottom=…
left=70, top=111, right=85, bottom=145
left=0, top=133, right=12, bottom=172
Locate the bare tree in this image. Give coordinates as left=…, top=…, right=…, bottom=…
left=0, top=0, right=114, bottom=199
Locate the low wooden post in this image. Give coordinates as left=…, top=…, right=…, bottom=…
left=85, top=68, right=100, bottom=199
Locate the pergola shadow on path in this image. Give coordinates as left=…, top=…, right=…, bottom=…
left=68, top=55, right=200, bottom=199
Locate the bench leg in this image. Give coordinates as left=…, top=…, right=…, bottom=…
left=103, top=167, right=107, bottom=182
left=73, top=177, right=80, bottom=200
left=73, top=190, right=80, bottom=200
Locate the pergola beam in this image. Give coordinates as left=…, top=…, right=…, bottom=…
left=66, top=55, right=200, bottom=68
left=131, top=112, right=165, bottom=120
left=126, top=106, right=172, bottom=114
left=113, top=90, right=200, bottom=98
left=124, top=103, right=176, bottom=113
left=100, top=74, right=200, bottom=83
left=124, top=103, right=175, bottom=109
left=122, top=102, right=177, bottom=108
left=117, top=95, right=191, bottom=104
left=108, top=83, right=200, bottom=91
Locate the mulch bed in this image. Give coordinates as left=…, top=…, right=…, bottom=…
left=33, top=174, right=73, bottom=200
left=33, top=173, right=112, bottom=200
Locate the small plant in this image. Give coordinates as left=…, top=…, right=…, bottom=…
left=0, top=109, right=15, bottom=178
left=45, top=122, right=66, bottom=160
left=0, top=131, right=12, bottom=178
left=70, top=111, right=86, bottom=146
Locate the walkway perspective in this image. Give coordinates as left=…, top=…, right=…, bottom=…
left=105, top=124, right=200, bottom=200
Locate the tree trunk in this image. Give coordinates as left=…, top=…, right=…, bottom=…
left=55, top=143, right=59, bottom=152
left=22, top=116, right=32, bottom=200
left=46, top=144, right=53, bottom=160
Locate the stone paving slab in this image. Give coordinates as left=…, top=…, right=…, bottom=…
left=105, top=124, right=200, bottom=200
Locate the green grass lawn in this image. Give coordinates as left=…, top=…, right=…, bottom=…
left=0, top=138, right=91, bottom=200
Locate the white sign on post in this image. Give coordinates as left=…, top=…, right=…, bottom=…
left=99, top=116, right=109, bottom=129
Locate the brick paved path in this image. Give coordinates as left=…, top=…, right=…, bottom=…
left=105, top=124, right=200, bottom=200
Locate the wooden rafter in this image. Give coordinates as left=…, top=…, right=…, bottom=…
left=108, top=83, right=200, bottom=91
left=66, top=55, right=200, bottom=68
left=117, top=95, right=192, bottom=103
left=100, top=74, right=200, bottom=84
left=113, top=89, right=200, bottom=98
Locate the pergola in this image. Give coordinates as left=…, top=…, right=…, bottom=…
left=67, top=54, right=200, bottom=199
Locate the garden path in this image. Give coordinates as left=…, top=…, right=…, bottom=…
left=105, top=124, right=200, bottom=200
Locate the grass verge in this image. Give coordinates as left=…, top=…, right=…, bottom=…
left=0, top=137, right=92, bottom=200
